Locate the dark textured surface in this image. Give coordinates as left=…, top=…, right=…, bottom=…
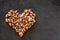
left=0, top=0, right=60, bottom=40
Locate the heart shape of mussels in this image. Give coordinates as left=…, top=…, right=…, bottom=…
left=5, top=9, right=36, bottom=37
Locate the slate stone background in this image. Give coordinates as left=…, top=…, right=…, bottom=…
left=0, top=0, right=60, bottom=40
